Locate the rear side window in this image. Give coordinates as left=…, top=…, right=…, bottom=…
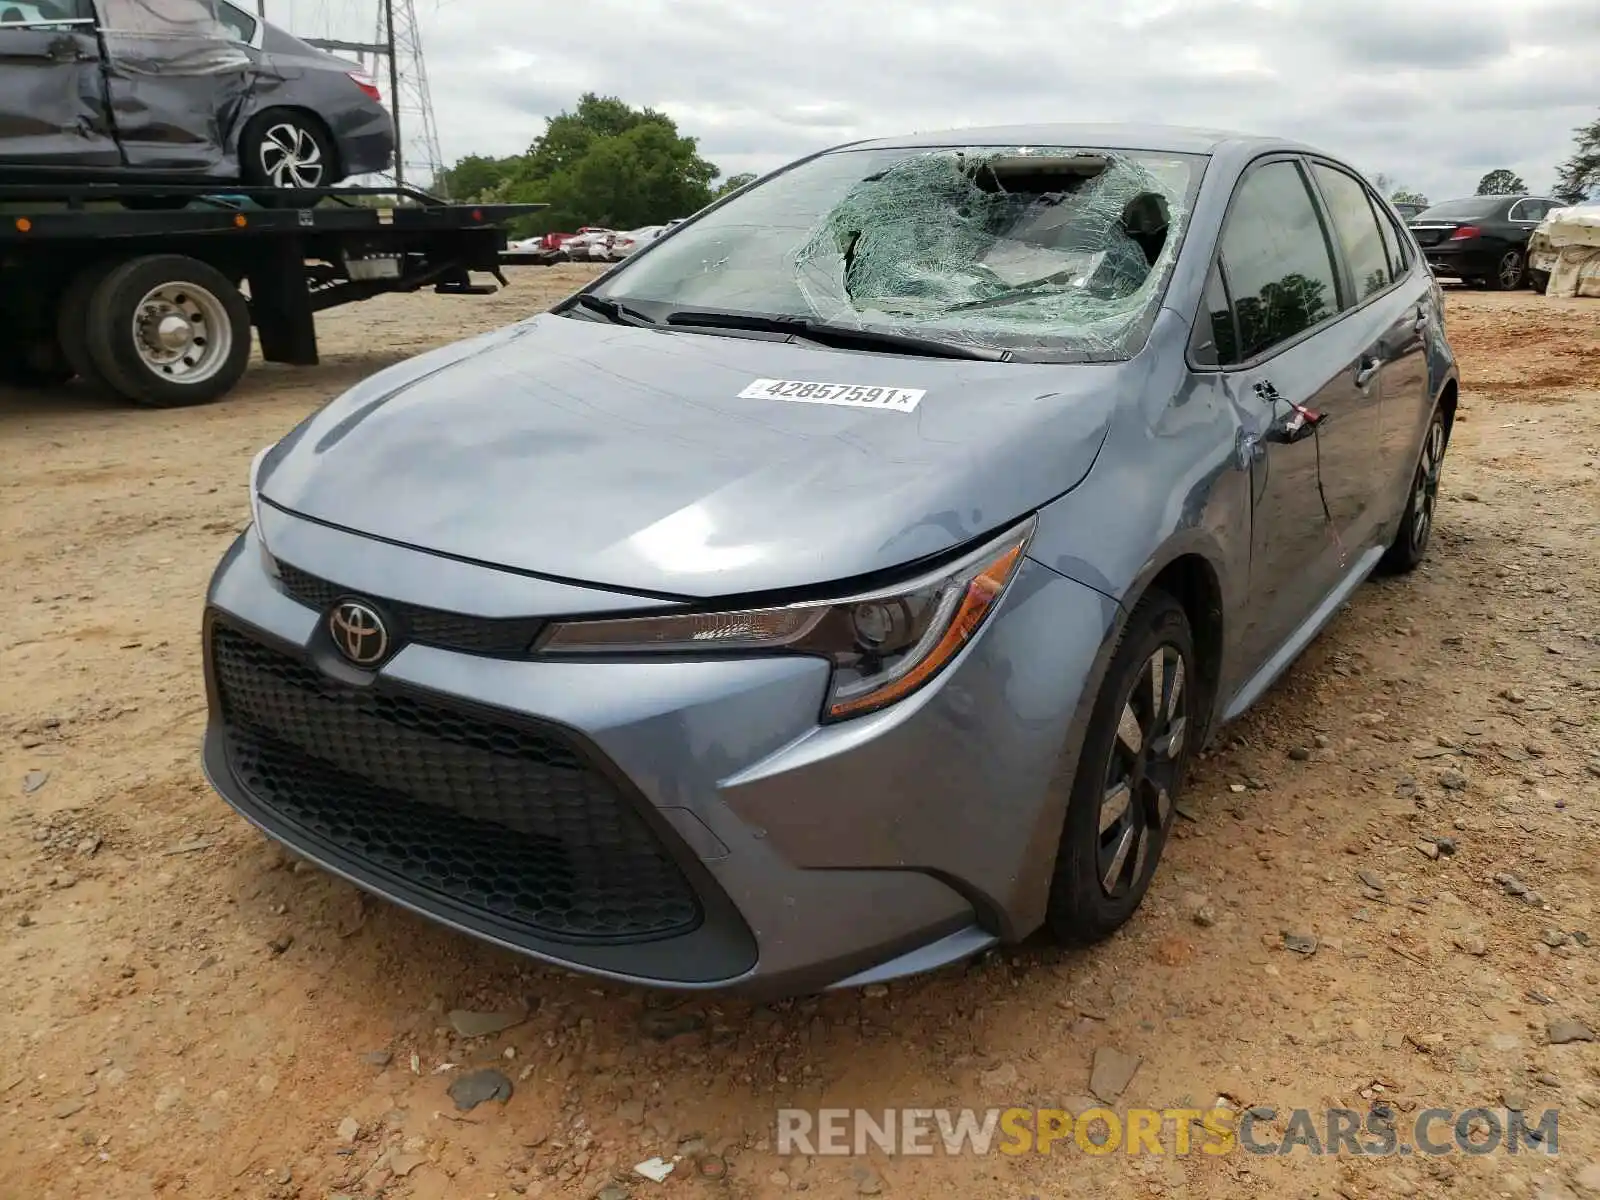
left=1313, top=164, right=1392, bottom=302
left=1374, top=201, right=1410, bottom=280
left=1217, top=160, right=1341, bottom=362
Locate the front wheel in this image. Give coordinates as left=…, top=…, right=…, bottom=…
left=1529, top=268, right=1550, bottom=295
left=239, top=109, right=337, bottom=189
left=1378, top=407, right=1448, bottom=574
left=1046, top=591, right=1197, bottom=945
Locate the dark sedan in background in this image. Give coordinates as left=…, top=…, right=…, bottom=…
left=1408, top=194, right=1563, bottom=289
left=0, top=0, right=393, bottom=188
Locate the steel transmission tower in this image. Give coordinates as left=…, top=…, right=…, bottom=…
left=375, top=0, right=446, bottom=195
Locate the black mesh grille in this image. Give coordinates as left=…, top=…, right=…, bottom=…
left=275, top=561, right=546, bottom=656
left=211, top=622, right=700, bottom=942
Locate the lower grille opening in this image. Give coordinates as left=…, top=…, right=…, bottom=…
left=211, top=622, right=701, bottom=943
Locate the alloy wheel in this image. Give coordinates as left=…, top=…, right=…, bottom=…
left=259, top=123, right=325, bottom=188
left=1411, top=417, right=1446, bottom=549
left=131, top=282, right=233, bottom=384
left=1097, top=645, right=1186, bottom=897
left=1498, top=251, right=1524, bottom=290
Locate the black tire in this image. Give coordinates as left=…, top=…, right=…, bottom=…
left=1529, top=269, right=1550, bottom=295
left=1045, top=591, right=1197, bottom=945
left=83, top=255, right=252, bottom=408
left=0, top=335, right=74, bottom=389
left=1378, top=406, right=1448, bottom=574
left=57, top=262, right=118, bottom=392
left=1485, top=248, right=1525, bottom=291
left=238, top=108, right=338, bottom=189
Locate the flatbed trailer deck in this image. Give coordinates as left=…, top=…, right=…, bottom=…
left=0, top=183, right=544, bottom=407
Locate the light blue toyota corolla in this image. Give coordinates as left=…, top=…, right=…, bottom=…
left=203, top=123, right=1458, bottom=997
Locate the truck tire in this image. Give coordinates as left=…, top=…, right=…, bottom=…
left=57, top=262, right=118, bottom=392
left=0, top=335, right=74, bottom=389
left=84, top=255, right=252, bottom=407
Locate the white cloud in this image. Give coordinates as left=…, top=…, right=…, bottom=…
left=277, top=0, right=1597, bottom=202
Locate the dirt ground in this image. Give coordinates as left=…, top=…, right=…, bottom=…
left=2, top=271, right=1598, bottom=1200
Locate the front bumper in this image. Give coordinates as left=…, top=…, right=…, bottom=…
left=201, top=507, right=1116, bottom=995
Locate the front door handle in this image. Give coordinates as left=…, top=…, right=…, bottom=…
left=1354, top=355, right=1380, bottom=389
left=47, top=37, right=80, bottom=61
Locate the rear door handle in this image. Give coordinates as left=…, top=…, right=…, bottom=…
left=47, top=37, right=80, bottom=61
left=1354, top=355, right=1380, bottom=389
left=1414, top=308, right=1430, bottom=329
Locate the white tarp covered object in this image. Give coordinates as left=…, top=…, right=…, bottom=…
left=1530, top=203, right=1600, bottom=299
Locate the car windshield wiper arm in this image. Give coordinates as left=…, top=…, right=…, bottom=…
left=570, top=293, right=657, bottom=327
left=664, top=310, right=1010, bottom=361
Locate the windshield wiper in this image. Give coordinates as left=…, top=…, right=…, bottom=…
left=569, top=293, right=657, bottom=327
left=664, top=310, right=1011, bottom=362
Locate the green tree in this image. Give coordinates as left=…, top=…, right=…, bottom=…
left=715, top=172, right=757, bottom=198
left=449, top=93, right=720, bottom=235
left=1475, top=168, right=1527, bottom=196
left=435, top=154, right=520, bottom=202
left=1390, top=188, right=1429, bottom=207
left=1553, top=112, right=1600, bottom=204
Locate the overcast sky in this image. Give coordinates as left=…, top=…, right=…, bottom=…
left=279, top=0, right=1597, bottom=203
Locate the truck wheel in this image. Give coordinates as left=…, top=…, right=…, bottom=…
left=84, top=255, right=252, bottom=407
left=58, top=262, right=118, bottom=391
left=0, top=335, right=74, bottom=388
left=1529, top=269, right=1549, bottom=295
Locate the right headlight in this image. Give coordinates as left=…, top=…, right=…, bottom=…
left=539, top=518, right=1034, bottom=722
left=248, top=444, right=281, bottom=578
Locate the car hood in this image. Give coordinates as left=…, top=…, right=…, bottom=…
left=258, top=314, right=1127, bottom=599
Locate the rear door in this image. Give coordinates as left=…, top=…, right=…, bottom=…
left=1307, top=161, right=1434, bottom=521
left=1366, top=188, right=1436, bottom=505
left=0, top=0, right=119, bottom=168
left=1206, top=157, right=1386, bottom=676
left=94, top=0, right=253, bottom=173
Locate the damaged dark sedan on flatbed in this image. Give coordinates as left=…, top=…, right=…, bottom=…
left=205, top=124, right=1459, bottom=997
left=0, top=0, right=393, bottom=188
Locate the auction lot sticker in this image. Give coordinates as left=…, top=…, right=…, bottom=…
left=738, top=378, right=926, bottom=413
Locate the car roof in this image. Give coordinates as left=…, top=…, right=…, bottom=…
left=840, top=123, right=1307, bottom=157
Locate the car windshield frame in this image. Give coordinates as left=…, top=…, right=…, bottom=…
left=583, top=143, right=1210, bottom=364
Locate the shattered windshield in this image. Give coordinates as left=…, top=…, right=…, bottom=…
left=592, top=145, right=1204, bottom=359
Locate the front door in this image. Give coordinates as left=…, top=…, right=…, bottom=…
left=94, top=0, right=252, bottom=173
left=1209, top=157, right=1385, bottom=676
left=0, top=2, right=119, bottom=169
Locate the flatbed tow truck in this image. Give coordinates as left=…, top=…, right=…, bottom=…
left=0, top=183, right=544, bottom=407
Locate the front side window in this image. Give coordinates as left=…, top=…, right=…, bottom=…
left=591, top=144, right=1205, bottom=360
left=1218, top=160, right=1341, bottom=361
left=1313, top=163, right=1391, bottom=302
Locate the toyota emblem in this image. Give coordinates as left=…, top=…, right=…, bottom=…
left=328, top=600, right=390, bottom=666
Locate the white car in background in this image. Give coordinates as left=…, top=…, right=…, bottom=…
left=608, top=225, right=665, bottom=259
left=562, top=228, right=616, bottom=261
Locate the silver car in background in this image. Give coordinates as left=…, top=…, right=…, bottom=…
left=204, top=124, right=1458, bottom=997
